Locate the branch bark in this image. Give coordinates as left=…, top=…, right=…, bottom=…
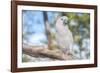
left=43, top=11, right=52, bottom=50
left=23, top=44, right=76, bottom=60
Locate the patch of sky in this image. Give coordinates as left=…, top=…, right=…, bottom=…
left=22, top=10, right=48, bottom=45
left=47, top=11, right=54, bottom=24
left=47, top=11, right=59, bottom=33
left=82, top=38, right=90, bottom=49
left=47, top=11, right=60, bottom=24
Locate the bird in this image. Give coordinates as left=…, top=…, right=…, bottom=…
left=55, top=16, right=74, bottom=55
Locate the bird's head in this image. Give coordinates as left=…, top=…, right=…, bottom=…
left=60, top=16, right=69, bottom=25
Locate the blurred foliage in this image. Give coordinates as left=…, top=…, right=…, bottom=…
left=22, top=54, right=30, bottom=62
left=62, top=12, right=90, bottom=59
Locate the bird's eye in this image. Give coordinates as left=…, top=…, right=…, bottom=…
left=61, top=18, right=63, bottom=20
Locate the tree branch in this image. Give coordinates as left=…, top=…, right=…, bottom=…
left=23, top=44, right=76, bottom=60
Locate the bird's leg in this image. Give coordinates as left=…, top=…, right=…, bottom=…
left=61, top=48, right=68, bottom=55
left=68, top=49, right=74, bottom=56
left=66, top=45, right=74, bottom=55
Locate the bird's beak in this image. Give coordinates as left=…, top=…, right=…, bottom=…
left=64, top=20, right=68, bottom=25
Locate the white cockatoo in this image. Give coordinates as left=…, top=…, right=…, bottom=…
left=55, top=16, right=74, bottom=54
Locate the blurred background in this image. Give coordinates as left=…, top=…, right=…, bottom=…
left=22, top=10, right=90, bottom=62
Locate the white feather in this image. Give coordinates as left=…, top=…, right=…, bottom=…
left=55, top=16, right=73, bottom=54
